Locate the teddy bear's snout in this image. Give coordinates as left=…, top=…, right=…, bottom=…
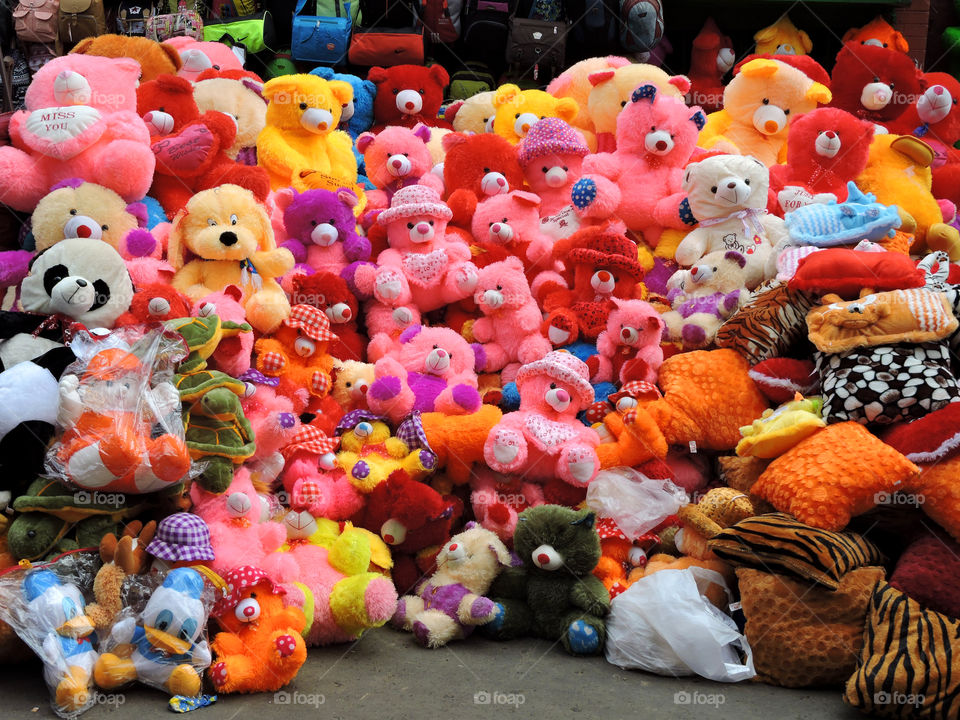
left=753, top=104, right=787, bottom=135
left=381, top=518, right=407, bottom=545
left=620, top=326, right=640, bottom=344
left=717, top=47, right=735, bottom=73
left=180, top=48, right=213, bottom=73
left=410, top=222, right=434, bottom=242
left=226, top=492, right=252, bottom=518
left=53, top=70, right=92, bottom=106
left=715, top=176, right=751, bottom=205
left=311, top=222, right=339, bottom=246
left=482, top=289, right=505, bottom=308
left=340, top=99, right=355, bottom=122
left=860, top=81, right=892, bottom=111
left=545, top=387, right=571, bottom=412
left=514, top=112, right=539, bottom=138
left=644, top=129, right=674, bottom=155
left=776, top=43, right=796, bottom=54
left=219, top=230, right=239, bottom=247
left=326, top=302, right=352, bottom=323
left=489, top=222, right=514, bottom=243
left=63, top=214, right=102, bottom=240
left=591, top=270, right=615, bottom=295
left=396, top=89, right=423, bottom=115
left=481, top=171, right=509, bottom=196
left=426, top=348, right=450, bottom=373
left=815, top=130, right=841, bottom=158
left=295, top=337, right=316, bottom=357
left=918, top=85, right=952, bottom=124
left=234, top=597, right=261, bottom=623
left=531, top=544, right=564, bottom=570
left=147, top=297, right=171, bottom=317
left=444, top=541, right=467, bottom=562
left=143, top=110, right=175, bottom=136
left=300, top=107, right=334, bottom=134
left=616, top=396, right=638, bottom=413
left=544, top=166, right=568, bottom=188
left=690, top=265, right=714, bottom=284
left=388, top=153, right=412, bottom=178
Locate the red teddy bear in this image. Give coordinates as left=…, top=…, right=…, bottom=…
left=442, top=132, right=525, bottom=229
left=829, top=43, right=922, bottom=129
left=136, top=74, right=270, bottom=215
left=288, top=271, right=366, bottom=362
left=368, top=64, right=452, bottom=132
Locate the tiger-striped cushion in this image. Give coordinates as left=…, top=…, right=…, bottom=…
left=844, top=582, right=960, bottom=719
left=716, top=282, right=816, bottom=365
left=709, top=513, right=884, bottom=590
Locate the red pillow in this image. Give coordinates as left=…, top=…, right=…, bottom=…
left=788, top=249, right=925, bottom=298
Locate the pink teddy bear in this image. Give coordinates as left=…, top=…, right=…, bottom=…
left=572, top=84, right=705, bottom=247
left=194, top=285, right=254, bottom=378
left=239, top=380, right=300, bottom=488
left=353, top=185, right=478, bottom=355
left=484, top=351, right=600, bottom=487
left=472, top=257, right=552, bottom=382
left=470, top=190, right=559, bottom=278
left=0, top=54, right=155, bottom=212
left=590, top=298, right=665, bottom=384
left=367, top=324, right=482, bottom=424
left=278, top=425, right=365, bottom=521
left=356, top=123, right=444, bottom=211
left=162, top=37, right=244, bottom=83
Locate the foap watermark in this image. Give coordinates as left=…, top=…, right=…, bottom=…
left=674, top=690, right=725, bottom=708
left=874, top=691, right=925, bottom=708
left=474, top=690, right=526, bottom=707
left=875, top=491, right=925, bottom=508
left=94, top=693, right=126, bottom=707
left=494, top=492, right=526, bottom=506
left=74, top=490, right=126, bottom=508
left=273, top=690, right=325, bottom=708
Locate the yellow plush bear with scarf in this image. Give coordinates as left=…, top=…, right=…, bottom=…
left=257, top=74, right=358, bottom=194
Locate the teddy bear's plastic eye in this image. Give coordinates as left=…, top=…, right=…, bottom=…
left=620, top=101, right=627, bottom=108
left=650, top=125, right=655, bottom=131
left=562, top=166, right=568, bottom=171
left=230, top=214, right=238, bottom=225
left=541, top=166, right=548, bottom=173
left=784, top=109, right=790, bottom=115
left=428, top=220, right=434, bottom=226
left=69, top=209, right=77, bottom=215
left=496, top=284, right=502, bottom=290
left=213, top=64, right=220, bottom=70
left=482, top=167, right=490, bottom=173
left=550, top=383, right=557, bottom=389
left=328, top=219, right=336, bottom=225
left=502, top=217, right=508, bottom=223
left=158, top=107, right=164, bottom=112
left=407, top=222, right=414, bottom=229
left=403, top=153, right=409, bottom=157
left=489, top=222, right=493, bottom=227
left=392, top=88, right=399, bottom=94
left=433, top=344, right=438, bottom=349
left=888, top=82, right=895, bottom=90
left=515, top=113, right=520, bottom=118
left=101, top=225, right=108, bottom=231
left=419, top=88, right=425, bottom=94
left=710, top=186, right=717, bottom=193
left=713, top=267, right=718, bottom=272
left=744, top=179, right=750, bottom=185
left=299, top=102, right=308, bottom=110
left=311, top=220, right=317, bottom=226
left=762, top=98, right=770, bottom=105
left=208, top=218, right=217, bottom=226
left=873, top=76, right=880, bottom=83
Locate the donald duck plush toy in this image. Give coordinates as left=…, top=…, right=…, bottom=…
left=22, top=569, right=99, bottom=714
left=94, top=568, right=211, bottom=697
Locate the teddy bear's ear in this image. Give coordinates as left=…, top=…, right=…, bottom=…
left=399, top=324, right=422, bottom=343
left=356, top=132, right=376, bottom=154
left=488, top=538, right=514, bottom=566
left=513, top=190, right=541, bottom=207
left=892, top=32, right=910, bottom=54
left=69, top=37, right=95, bottom=54
left=262, top=77, right=300, bottom=103
left=168, top=209, right=188, bottom=269
left=570, top=511, right=596, bottom=530
left=274, top=187, right=296, bottom=212
left=159, top=42, right=184, bottom=71
left=631, top=84, right=657, bottom=104
left=444, top=100, right=464, bottom=123
left=587, top=69, right=615, bottom=87
left=667, top=74, right=692, bottom=96
left=337, top=187, right=359, bottom=208
left=362, top=79, right=377, bottom=96
left=252, top=201, right=277, bottom=252
left=329, top=80, right=354, bottom=107
left=891, top=136, right=935, bottom=167
left=798, top=29, right=813, bottom=54
left=820, top=293, right=844, bottom=305
left=805, top=81, right=832, bottom=105
left=429, top=64, right=450, bottom=87
left=681, top=163, right=698, bottom=192
left=367, top=66, right=389, bottom=85
left=494, top=83, right=521, bottom=107
left=311, top=66, right=334, bottom=80
left=223, top=284, right=243, bottom=302
left=689, top=109, right=707, bottom=131
left=859, top=287, right=875, bottom=299
left=412, top=122, right=432, bottom=143
left=739, top=58, right=780, bottom=79
left=126, top=202, right=148, bottom=228
left=442, top=132, right=469, bottom=152
left=724, top=250, right=746, bottom=268
left=555, top=97, right=578, bottom=123
left=504, top=255, right=525, bottom=273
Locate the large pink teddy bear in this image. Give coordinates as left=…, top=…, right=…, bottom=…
left=472, top=257, right=552, bottom=381
left=572, top=84, right=705, bottom=247
left=484, top=351, right=599, bottom=487
left=367, top=324, right=482, bottom=424
left=0, top=54, right=155, bottom=212
left=353, top=185, right=478, bottom=355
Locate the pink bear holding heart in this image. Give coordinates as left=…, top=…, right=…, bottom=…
left=0, top=54, right=155, bottom=212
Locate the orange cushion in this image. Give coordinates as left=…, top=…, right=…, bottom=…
left=753, top=422, right=920, bottom=531
left=904, top=457, right=960, bottom=544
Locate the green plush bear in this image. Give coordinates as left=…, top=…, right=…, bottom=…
left=483, top=505, right=610, bottom=655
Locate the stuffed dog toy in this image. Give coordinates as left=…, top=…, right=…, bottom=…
left=169, top=185, right=294, bottom=333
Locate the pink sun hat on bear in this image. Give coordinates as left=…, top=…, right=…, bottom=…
left=517, top=118, right=590, bottom=168
left=377, top=185, right=452, bottom=224
left=515, top=350, right=594, bottom=407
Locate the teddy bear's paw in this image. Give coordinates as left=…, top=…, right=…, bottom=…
left=681, top=324, right=707, bottom=347
left=369, top=376, right=402, bottom=402
left=209, top=661, right=229, bottom=688
left=451, top=384, right=481, bottom=412
left=482, top=602, right=506, bottom=632
left=491, top=429, right=523, bottom=467
left=566, top=620, right=602, bottom=655
left=374, top=268, right=403, bottom=302
left=275, top=634, right=298, bottom=658
left=392, top=306, right=416, bottom=328
left=563, top=447, right=599, bottom=486
left=455, top=263, right=479, bottom=293
left=470, top=596, right=496, bottom=621
left=55, top=667, right=92, bottom=713
left=571, top=178, right=598, bottom=211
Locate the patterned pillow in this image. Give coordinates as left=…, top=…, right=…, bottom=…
left=709, top=512, right=884, bottom=590
left=816, top=342, right=960, bottom=426
left=738, top=566, right=885, bottom=688
left=716, top=282, right=816, bottom=365
left=844, top=582, right=960, bottom=719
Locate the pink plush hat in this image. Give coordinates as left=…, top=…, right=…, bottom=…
left=377, top=185, right=452, bottom=224
left=516, top=118, right=590, bottom=168
left=515, top=351, right=594, bottom=407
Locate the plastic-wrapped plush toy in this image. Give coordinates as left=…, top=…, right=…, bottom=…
left=356, top=124, right=444, bottom=211
left=591, top=298, right=664, bottom=384
left=441, top=132, right=525, bottom=228
left=829, top=43, right=922, bottom=130
left=288, top=272, right=367, bottom=362
left=161, top=37, right=243, bottom=82
left=257, top=74, right=358, bottom=193
left=484, top=505, right=609, bottom=655
left=754, top=15, right=812, bottom=55
left=69, top=34, right=182, bottom=82
left=137, top=74, right=270, bottom=216
left=471, top=257, right=552, bottom=380
left=662, top=250, right=750, bottom=349
left=768, top=107, right=875, bottom=214
left=491, top=84, right=578, bottom=145
left=699, top=58, right=831, bottom=166
left=484, top=351, right=599, bottom=488
left=184, top=386, right=256, bottom=494
left=94, top=568, right=213, bottom=697
left=193, top=69, right=268, bottom=163
left=573, top=84, right=705, bottom=246
left=688, top=18, right=734, bottom=112
left=0, top=54, right=155, bottom=212
left=674, top=153, right=785, bottom=288
left=209, top=566, right=307, bottom=694
left=393, top=524, right=513, bottom=647
left=50, top=342, right=191, bottom=495
left=367, top=324, right=481, bottom=423
left=368, top=65, right=451, bottom=131
left=169, top=184, right=294, bottom=334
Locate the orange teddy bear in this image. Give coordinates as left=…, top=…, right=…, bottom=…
left=209, top=565, right=307, bottom=694
left=255, top=304, right=338, bottom=414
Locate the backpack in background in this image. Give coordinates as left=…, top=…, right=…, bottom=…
left=13, top=0, right=59, bottom=44
left=59, top=0, right=106, bottom=44
left=505, top=15, right=566, bottom=83
left=209, top=0, right=259, bottom=19
left=619, top=0, right=663, bottom=53
left=117, top=1, right=157, bottom=36
left=349, top=0, right=423, bottom=67
left=460, top=0, right=513, bottom=75
left=564, top=0, right=615, bottom=60
left=291, top=0, right=352, bottom=65
left=448, top=61, right=494, bottom=100
left=421, top=0, right=458, bottom=45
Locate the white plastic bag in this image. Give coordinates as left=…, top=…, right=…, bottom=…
left=586, top=467, right=688, bottom=539
left=605, top=568, right=755, bottom=683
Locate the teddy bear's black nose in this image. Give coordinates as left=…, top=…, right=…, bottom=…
left=75, top=278, right=87, bottom=287
left=220, top=231, right=238, bottom=247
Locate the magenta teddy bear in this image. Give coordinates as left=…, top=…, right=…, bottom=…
left=353, top=185, right=478, bottom=355
left=278, top=426, right=365, bottom=521
left=516, top=118, right=590, bottom=238
left=590, top=298, right=665, bottom=385
left=367, top=324, right=483, bottom=424
left=277, top=187, right=369, bottom=278
left=356, top=123, right=444, bottom=211
left=484, top=351, right=600, bottom=487
left=572, top=84, right=705, bottom=247
left=472, top=257, right=552, bottom=382
left=0, top=54, right=155, bottom=212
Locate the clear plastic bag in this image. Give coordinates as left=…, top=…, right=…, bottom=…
left=586, top=467, right=689, bottom=539
left=0, top=550, right=102, bottom=718
left=45, top=326, right=192, bottom=495
left=605, top=567, right=755, bottom=682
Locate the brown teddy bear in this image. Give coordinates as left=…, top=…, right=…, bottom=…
left=70, top=34, right=181, bottom=82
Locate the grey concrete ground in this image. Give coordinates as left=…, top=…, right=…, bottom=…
left=0, top=626, right=864, bottom=720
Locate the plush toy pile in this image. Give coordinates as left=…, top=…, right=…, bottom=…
left=2, top=22, right=960, bottom=720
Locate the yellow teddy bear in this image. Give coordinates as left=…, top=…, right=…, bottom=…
left=491, top=84, right=578, bottom=145
left=169, top=184, right=293, bottom=334
left=257, top=74, right=358, bottom=193
left=335, top=414, right=436, bottom=493
left=699, top=58, right=831, bottom=166
left=753, top=16, right=812, bottom=56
